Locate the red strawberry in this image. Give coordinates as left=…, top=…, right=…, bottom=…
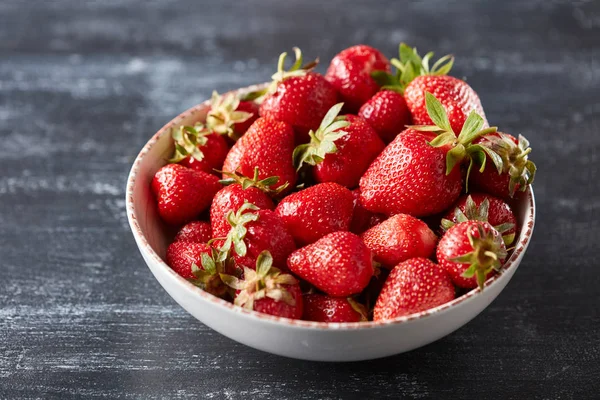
left=219, top=203, right=296, bottom=271
left=373, top=258, right=455, bottom=321
left=361, top=214, right=437, bottom=269
left=358, top=90, right=412, bottom=143
left=152, top=164, right=221, bottom=226
left=174, top=221, right=212, bottom=243
left=287, top=231, right=374, bottom=297
left=303, top=294, right=367, bottom=323
left=470, top=133, right=536, bottom=199
left=349, top=189, right=386, bottom=234
left=293, top=103, right=385, bottom=188
left=436, top=221, right=507, bottom=289
left=221, top=251, right=303, bottom=319
left=275, top=182, right=354, bottom=246
left=222, top=117, right=297, bottom=193
left=166, top=241, right=227, bottom=297
left=441, top=193, right=517, bottom=246
left=205, top=91, right=258, bottom=140
left=325, top=45, right=390, bottom=112
left=168, top=124, right=229, bottom=176
left=256, top=48, right=338, bottom=142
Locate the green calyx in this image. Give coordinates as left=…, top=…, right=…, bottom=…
left=347, top=297, right=369, bottom=322
left=220, top=202, right=260, bottom=258
left=477, top=133, right=537, bottom=197
left=169, top=123, right=211, bottom=163
left=440, top=195, right=516, bottom=245
left=371, top=43, right=454, bottom=93
left=293, top=103, right=350, bottom=170
left=410, top=92, right=500, bottom=181
left=187, top=247, right=229, bottom=298
left=206, top=91, right=253, bottom=140
left=244, top=47, right=318, bottom=102
left=450, top=223, right=508, bottom=290
left=219, top=167, right=289, bottom=196
left=220, top=250, right=298, bottom=310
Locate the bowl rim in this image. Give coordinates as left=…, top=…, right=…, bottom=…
left=126, top=84, right=536, bottom=331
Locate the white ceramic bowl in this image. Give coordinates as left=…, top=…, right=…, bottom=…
left=126, top=85, right=536, bottom=362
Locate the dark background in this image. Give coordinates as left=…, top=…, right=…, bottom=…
left=1, top=0, right=599, bottom=398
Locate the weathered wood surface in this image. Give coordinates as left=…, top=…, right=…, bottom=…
left=1, top=0, right=599, bottom=398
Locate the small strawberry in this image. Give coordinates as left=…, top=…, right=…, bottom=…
left=152, top=164, right=221, bottom=226
left=373, top=258, right=455, bottom=321
left=222, top=117, right=297, bottom=194
left=361, top=214, right=438, bottom=269
left=349, top=189, right=386, bottom=235
left=325, top=45, right=391, bottom=112
left=436, top=221, right=507, bottom=289
left=470, top=132, right=536, bottom=199
left=287, top=231, right=374, bottom=297
left=358, top=90, right=412, bottom=143
left=293, top=103, right=385, bottom=188
left=168, top=123, right=229, bottom=176
left=441, top=193, right=517, bottom=246
left=303, top=294, right=367, bottom=323
left=219, top=202, right=296, bottom=271
left=205, top=91, right=257, bottom=140
left=275, top=182, right=354, bottom=246
left=174, top=221, right=213, bottom=243
left=254, top=48, right=338, bottom=142
left=221, top=251, right=303, bottom=319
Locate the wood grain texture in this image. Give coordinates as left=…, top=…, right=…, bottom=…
left=1, top=0, right=599, bottom=398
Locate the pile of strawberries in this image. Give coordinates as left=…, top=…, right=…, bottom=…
left=151, top=44, right=536, bottom=322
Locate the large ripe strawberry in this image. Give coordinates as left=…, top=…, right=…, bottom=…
left=168, top=123, right=229, bottom=176
left=275, top=182, right=354, bottom=246
left=206, top=91, right=258, bottom=140
left=293, top=103, right=385, bottom=188
left=303, top=294, right=367, bottom=323
left=349, top=189, right=386, bottom=235
left=221, top=251, right=303, bottom=319
left=255, top=48, right=338, bottom=142
left=361, top=214, right=437, bottom=269
left=436, top=220, right=507, bottom=289
left=174, top=221, right=213, bottom=243
left=210, top=168, right=281, bottom=238
left=152, top=164, right=221, bottom=226
left=325, top=45, right=390, bottom=112
left=441, top=193, right=517, bottom=246
left=373, top=258, right=455, bottom=321
left=358, top=90, right=412, bottom=143
left=222, top=117, right=297, bottom=193
left=470, top=132, right=536, bottom=199
left=287, top=231, right=374, bottom=297
left=219, top=202, right=296, bottom=271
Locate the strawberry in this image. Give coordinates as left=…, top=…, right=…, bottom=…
left=174, top=221, right=213, bottom=243
left=152, top=164, right=221, bottom=226
left=168, top=123, right=229, bottom=176
left=205, top=91, right=258, bottom=140
left=293, top=103, right=385, bottom=188
left=255, top=48, right=338, bottom=142
left=358, top=90, right=412, bottom=143
left=222, top=117, right=297, bottom=193
left=166, top=241, right=227, bottom=297
left=275, top=182, right=354, bottom=246
left=436, top=221, right=507, bottom=289
left=349, top=189, right=386, bottom=235
left=219, top=202, right=296, bottom=271
left=303, top=294, right=367, bottom=323
left=361, top=214, right=437, bottom=269
left=470, top=132, right=536, bottom=199
left=210, top=168, right=281, bottom=238
left=221, top=251, right=303, bottom=319
left=325, top=45, right=390, bottom=112
left=373, top=258, right=455, bottom=321
left=287, top=231, right=374, bottom=297
left=441, top=193, right=517, bottom=246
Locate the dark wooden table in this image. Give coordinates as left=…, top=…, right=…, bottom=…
left=1, top=1, right=599, bottom=398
